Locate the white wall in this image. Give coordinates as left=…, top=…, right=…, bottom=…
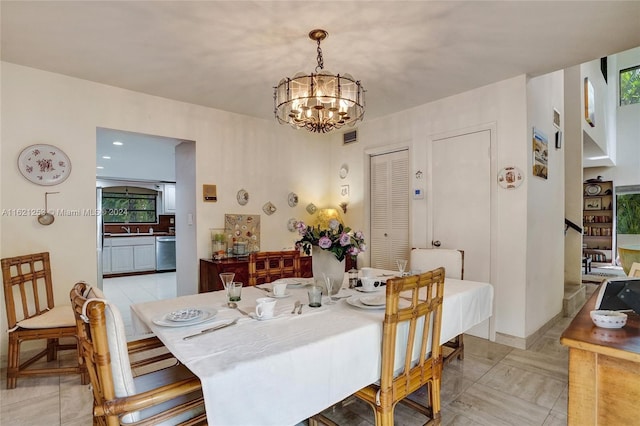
left=525, top=71, right=565, bottom=336
left=0, top=61, right=569, bottom=359
left=330, top=75, right=560, bottom=341
left=0, top=62, right=329, bottom=357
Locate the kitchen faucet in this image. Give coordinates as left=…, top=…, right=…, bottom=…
left=121, top=226, right=131, bottom=234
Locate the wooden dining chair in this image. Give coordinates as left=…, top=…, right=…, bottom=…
left=1, top=252, right=87, bottom=389
left=69, top=282, right=207, bottom=425
left=248, top=250, right=301, bottom=286
left=410, top=247, right=465, bottom=364
left=310, top=268, right=446, bottom=426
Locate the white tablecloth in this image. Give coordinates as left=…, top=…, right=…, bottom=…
left=131, top=273, right=493, bottom=426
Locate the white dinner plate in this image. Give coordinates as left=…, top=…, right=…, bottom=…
left=346, top=297, right=386, bottom=310
left=360, top=295, right=386, bottom=306
left=166, top=308, right=203, bottom=322
left=267, top=292, right=291, bottom=299
left=152, top=307, right=218, bottom=327
left=356, top=286, right=383, bottom=293
left=271, top=277, right=313, bottom=288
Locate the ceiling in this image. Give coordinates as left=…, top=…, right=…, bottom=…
left=3, top=1, right=640, bottom=124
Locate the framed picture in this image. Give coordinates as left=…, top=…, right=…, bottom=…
left=340, top=185, right=349, bottom=197
left=584, top=77, right=595, bottom=127
left=553, top=108, right=561, bottom=129
left=585, top=197, right=602, bottom=211
left=532, top=128, right=548, bottom=179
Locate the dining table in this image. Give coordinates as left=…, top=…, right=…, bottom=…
left=131, top=269, right=493, bottom=426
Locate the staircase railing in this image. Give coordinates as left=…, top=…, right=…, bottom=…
left=565, top=218, right=582, bottom=235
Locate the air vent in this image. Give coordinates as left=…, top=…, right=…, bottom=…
left=343, top=129, right=358, bottom=145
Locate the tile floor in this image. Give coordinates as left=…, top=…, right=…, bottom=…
left=0, top=273, right=593, bottom=426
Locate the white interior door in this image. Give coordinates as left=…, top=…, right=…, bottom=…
left=432, top=129, right=491, bottom=337
left=370, top=149, right=410, bottom=270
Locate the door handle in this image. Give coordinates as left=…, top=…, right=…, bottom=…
left=432, top=240, right=441, bottom=247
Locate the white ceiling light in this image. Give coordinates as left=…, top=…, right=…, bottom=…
left=113, top=141, right=123, bottom=146
left=102, top=156, right=111, bottom=159
left=274, top=29, right=365, bottom=133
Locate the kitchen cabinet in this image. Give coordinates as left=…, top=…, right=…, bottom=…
left=164, top=184, right=176, bottom=214
left=583, top=180, right=614, bottom=262
left=102, top=238, right=112, bottom=274
left=106, top=236, right=156, bottom=274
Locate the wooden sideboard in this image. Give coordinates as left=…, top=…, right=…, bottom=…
left=199, top=255, right=356, bottom=293
left=560, top=290, right=640, bottom=425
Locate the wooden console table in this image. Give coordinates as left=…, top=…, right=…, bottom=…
left=560, top=290, right=640, bottom=425
left=199, top=256, right=355, bottom=293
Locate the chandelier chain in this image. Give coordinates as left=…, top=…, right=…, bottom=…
left=315, top=39, right=324, bottom=73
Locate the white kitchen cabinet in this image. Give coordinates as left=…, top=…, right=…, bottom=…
left=111, top=246, right=134, bottom=273
left=106, top=236, right=156, bottom=273
left=134, top=244, right=156, bottom=271
left=164, top=184, right=176, bottom=214
left=102, top=238, right=112, bottom=274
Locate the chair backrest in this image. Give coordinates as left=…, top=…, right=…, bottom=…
left=70, top=282, right=138, bottom=423
left=629, top=262, right=640, bottom=278
left=379, top=268, right=445, bottom=398
left=248, top=250, right=301, bottom=286
left=1, top=252, right=55, bottom=328
left=410, top=248, right=464, bottom=279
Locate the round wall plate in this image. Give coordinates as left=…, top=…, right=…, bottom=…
left=306, top=203, right=317, bottom=214
left=287, top=218, right=297, bottom=232
left=497, top=166, right=523, bottom=189
left=339, top=164, right=349, bottom=179
left=18, top=144, right=71, bottom=186
left=236, top=189, right=249, bottom=205
left=288, top=192, right=298, bottom=207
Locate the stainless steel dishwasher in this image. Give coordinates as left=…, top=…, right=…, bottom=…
left=155, top=236, right=176, bottom=271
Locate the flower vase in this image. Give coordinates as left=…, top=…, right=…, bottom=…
left=312, top=246, right=345, bottom=295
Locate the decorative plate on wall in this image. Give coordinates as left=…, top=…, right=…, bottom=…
left=236, top=189, right=249, bottom=205
left=497, top=166, right=524, bottom=189
left=18, top=144, right=71, bottom=186
left=262, top=202, right=277, bottom=215
left=306, top=203, right=317, bottom=214
left=287, top=218, right=297, bottom=232
left=288, top=192, right=298, bottom=207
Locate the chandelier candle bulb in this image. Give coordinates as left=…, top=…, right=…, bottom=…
left=274, top=29, right=365, bottom=133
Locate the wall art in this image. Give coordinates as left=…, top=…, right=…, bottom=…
left=224, top=214, right=260, bottom=252
left=532, top=128, right=548, bottom=180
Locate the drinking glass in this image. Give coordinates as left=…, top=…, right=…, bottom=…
left=396, top=259, right=408, bottom=276
left=219, top=272, right=235, bottom=292
left=228, top=282, right=243, bottom=302
left=323, top=274, right=335, bottom=305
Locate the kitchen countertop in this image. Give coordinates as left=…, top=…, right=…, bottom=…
left=104, top=232, right=175, bottom=237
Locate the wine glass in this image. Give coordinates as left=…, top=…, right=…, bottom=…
left=396, top=259, right=408, bottom=277
left=323, top=273, right=335, bottom=305
left=219, top=272, right=235, bottom=293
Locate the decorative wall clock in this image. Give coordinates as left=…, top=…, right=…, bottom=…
left=18, top=144, right=71, bottom=186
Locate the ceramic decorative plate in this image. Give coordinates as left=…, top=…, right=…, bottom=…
left=288, top=192, right=298, bottom=207
left=236, top=189, right=249, bottom=205
left=287, top=218, right=297, bottom=232
left=306, top=203, right=317, bottom=214
left=339, top=164, right=349, bottom=179
left=585, top=184, right=602, bottom=196
left=497, top=166, right=523, bottom=189
left=262, top=201, right=276, bottom=215
left=18, top=144, right=71, bottom=186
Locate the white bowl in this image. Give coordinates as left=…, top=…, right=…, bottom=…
left=590, top=310, right=627, bottom=329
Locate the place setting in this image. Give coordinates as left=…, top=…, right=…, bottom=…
left=152, top=306, right=219, bottom=327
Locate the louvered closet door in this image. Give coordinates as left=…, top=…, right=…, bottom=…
left=370, top=149, right=410, bottom=269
